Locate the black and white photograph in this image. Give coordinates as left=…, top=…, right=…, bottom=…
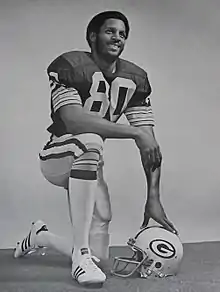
left=0, top=0, right=219, bottom=291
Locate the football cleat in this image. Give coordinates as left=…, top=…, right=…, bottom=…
left=14, top=220, right=48, bottom=258
left=72, top=252, right=106, bottom=285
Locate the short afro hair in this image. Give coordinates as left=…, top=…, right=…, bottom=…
left=86, top=11, right=130, bottom=47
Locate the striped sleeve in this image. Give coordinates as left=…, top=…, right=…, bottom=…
left=124, top=97, right=155, bottom=127
left=48, top=71, right=82, bottom=113
left=124, top=71, right=155, bottom=127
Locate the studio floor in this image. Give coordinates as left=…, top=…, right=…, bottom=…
left=0, top=241, right=220, bottom=292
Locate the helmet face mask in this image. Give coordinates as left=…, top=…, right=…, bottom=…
left=112, top=249, right=150, bottom=278
left=111, top=226, right=183, bottom=279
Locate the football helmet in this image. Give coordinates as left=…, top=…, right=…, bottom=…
left=111, top=226, right=183, bottom=278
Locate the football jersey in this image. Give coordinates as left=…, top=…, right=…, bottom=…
left=47, top=51, right=154, bottom=137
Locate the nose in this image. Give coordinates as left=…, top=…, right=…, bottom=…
left=111, top=31, right=121, bottom=41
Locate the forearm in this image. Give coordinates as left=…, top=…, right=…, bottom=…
left=61, top=107, right=141, bottom=140
left=139, top=125, right=161, bottom=199
left=144, top=166, right=161, bottom=199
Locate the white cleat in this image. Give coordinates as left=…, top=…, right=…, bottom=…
left=72, top=253, right=106, bottom=285
left=14, top=220, right=48, bottom=258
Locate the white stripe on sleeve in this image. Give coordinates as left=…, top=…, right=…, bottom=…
left=50, top=82, right=82, bottom=112
left=125, top=106, right=155, bottom=127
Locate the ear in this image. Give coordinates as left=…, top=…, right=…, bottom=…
left=89, top=32, right=96, bottom=44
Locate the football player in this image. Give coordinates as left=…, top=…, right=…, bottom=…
left=14, top=11, right=177, bottom=285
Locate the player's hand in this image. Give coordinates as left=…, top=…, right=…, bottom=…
left=135, top=130, right=162, bottom=172
left=141, top=196, right=178, bottom=234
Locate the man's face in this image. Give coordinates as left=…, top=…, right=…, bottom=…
left=93, top=18, right=127, bottom=61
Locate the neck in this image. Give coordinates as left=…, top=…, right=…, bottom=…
left=91, top=51, right=117, bottom=74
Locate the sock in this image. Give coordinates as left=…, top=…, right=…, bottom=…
left=89, top=231, right=110, bottom=260
left=69, top=177, right=97, bottom=261
left=35, top=178, right=110, bottom=260
left=89, top=179, right=111, bottom=260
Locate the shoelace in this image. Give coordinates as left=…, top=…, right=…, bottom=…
left=91, top=255, right=100, bottom=263
left=81, top=255, right=101, bottom=272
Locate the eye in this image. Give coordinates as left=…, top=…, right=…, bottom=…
left=106, top=29, right=113, bottom=34
left=120, top=32, right=126, bottom=39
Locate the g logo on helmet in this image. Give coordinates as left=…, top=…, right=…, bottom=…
left=149, top=239, right=176, bottom=259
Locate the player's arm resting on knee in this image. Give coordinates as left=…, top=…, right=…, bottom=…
left=48, top=56, right=159, bottom=168
left=123, top=78, right=161, bottom=172
left=59, top=105, right=159, bottom=171
left=59, top=95, right=160, bottom=163
left=59, top=104, right=141, bottom=140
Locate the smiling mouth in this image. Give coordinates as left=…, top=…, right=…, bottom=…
left=108, top=44, right=120, bottom=50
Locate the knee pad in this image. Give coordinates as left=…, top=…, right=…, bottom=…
left=70, top=150, right=99, bottom=180
left=75, top=133, right=104, bottom=154
left=70, top=133, right=104, bottom=180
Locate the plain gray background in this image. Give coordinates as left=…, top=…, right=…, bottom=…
left=0, top=0, right=219, bottom=248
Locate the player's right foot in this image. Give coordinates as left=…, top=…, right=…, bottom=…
left=14, top=220, right=48, bottom=258
left=72, top=249, right=106, bottom=285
